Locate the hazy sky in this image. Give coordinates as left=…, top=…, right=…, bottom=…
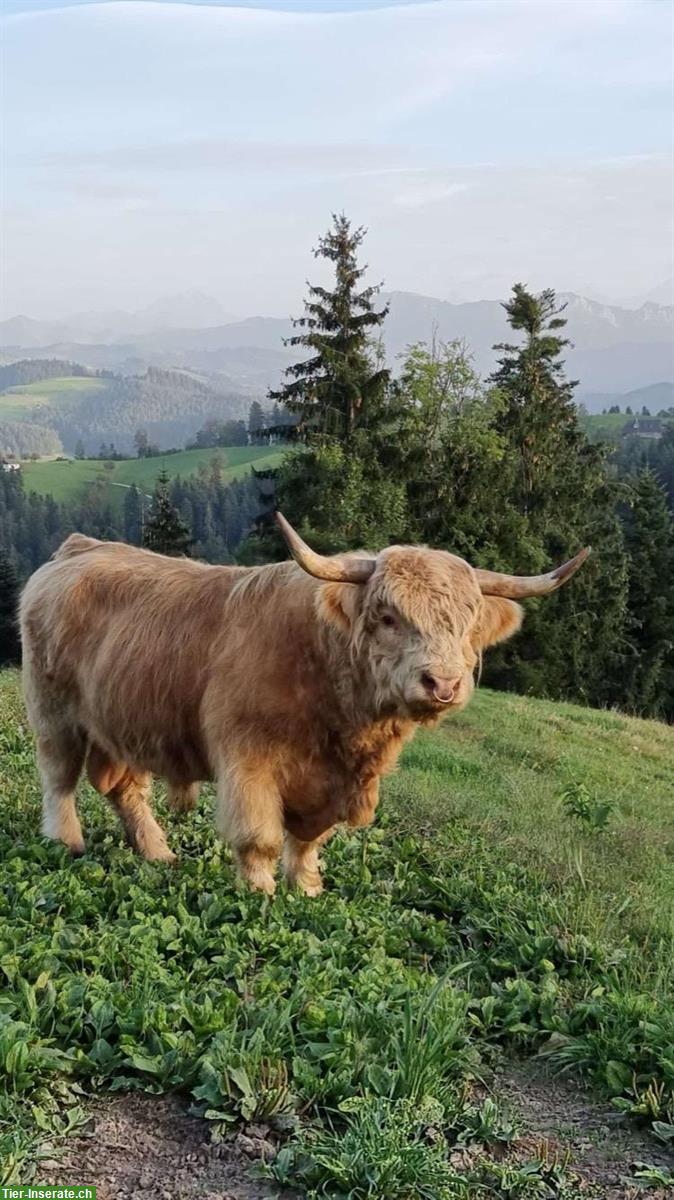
left=2, top=0, right=673, bottom=319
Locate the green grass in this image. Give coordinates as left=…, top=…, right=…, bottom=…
left=1, top=670, right=673, bottom=1193
left=0, top=378, right=108, bottom=421
left=581, top=411, right=674, bottom=443
left=20, top=447, right=285, bottom=503
left=580, top=413, right=628, bottom=441
left=3, top=378, right=108, bottom=397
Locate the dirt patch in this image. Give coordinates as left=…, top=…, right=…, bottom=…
left=36, top=1072, right=674, bottom=1199
left=45, top=1092, right=294, bottom=1200
left=494, top=1062, right=674, bottom=1198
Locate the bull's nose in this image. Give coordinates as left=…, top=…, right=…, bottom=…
left=420, top=673, right=461, bottom=704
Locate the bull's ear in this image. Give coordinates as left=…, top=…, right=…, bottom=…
left=319, top=582, right=364, bottom=632
left=473, top=597, right=523, bottom=649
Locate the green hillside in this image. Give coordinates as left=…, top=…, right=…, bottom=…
left=581, top=410, right=674, bottom=443
left=0, top=376, right=109, bottom=421
left=580, top=412, right=628, bottom=440
left=1, top=668, right=672, bottom=1190
left=0, top=364, right=252, bottom=457
left=20, top=446, right=284, bottom=502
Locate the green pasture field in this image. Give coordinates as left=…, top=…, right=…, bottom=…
left=19, top=447, right=285, bottom=503
left=580, top=411, right=674, bottom=444
left=0, top=378, right=109, bottom=421
left=1, top=669, right=672, bottom=1193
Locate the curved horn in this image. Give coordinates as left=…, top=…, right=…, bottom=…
left=475, top=547, right=591, bottom=598
left=275, top=511, right=376, bottom=584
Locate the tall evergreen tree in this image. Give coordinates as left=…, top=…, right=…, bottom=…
left=123, top=483, right=144, bottom=545
left=269, top=213, right=389, bottom=440
left=492, top=285, right=582, bottom=513
left=0, top=550, right=20, bottom=665
left=248, top=401, right=265, bottom=442
left=143, top=470, right=191, bottom=557
left=486, top=284, right=628, bottom=705
left=134, top=429, right=149, bottom=458
left=620, top=470, right=674, bottom=718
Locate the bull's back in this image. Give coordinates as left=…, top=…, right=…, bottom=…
left=21, top=539, right=240, bottom=778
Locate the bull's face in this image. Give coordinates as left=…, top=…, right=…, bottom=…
left=358, top=548, right=519, bottom=717
left=275, top=513, right=590, bottom=721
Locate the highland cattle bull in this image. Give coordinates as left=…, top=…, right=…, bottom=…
left=20, top=515, right=589, bottom=895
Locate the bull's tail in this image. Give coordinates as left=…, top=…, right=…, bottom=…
left=52, top=533, right=102, bottom=561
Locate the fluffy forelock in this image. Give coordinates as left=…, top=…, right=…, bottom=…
left=367, top=546, right=481, bottom=633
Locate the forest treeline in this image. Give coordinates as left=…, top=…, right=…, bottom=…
left=0, top=460, right=261, bottom=665
left=0, top=359, right=106, bottom=389
left=2, top=215, right=673, bottom=719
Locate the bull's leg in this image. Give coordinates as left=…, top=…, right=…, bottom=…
left=87, top=745, right=175, bottom=863
left=166, top=782, right=200, bottom=814
left=37, top=729, right=87, bottom=855
left=346, top=778, right=380, bottom=829
left=216, top=761, right=283, bottom=896
left=282, top=826, right=337, bottom=897
left=109, top=772, right=176, bottom=863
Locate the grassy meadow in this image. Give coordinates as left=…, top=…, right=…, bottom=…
left=2, top=378, right=109, bottom=399
left=0, top=669, right=673, bottom=1194
left=0, top=377, right=109, bottom=422
left=20, top=446, right=285, bottom=503
left=580, top=411, right=674, bottom=443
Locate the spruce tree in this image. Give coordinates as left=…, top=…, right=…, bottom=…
left=143, top=470, right=191, bottom=557
left=620, top=470, right=674, bottom=718
left=0, top=549, right=20, bottom=665
left=123, top=483, right=144, bottom=545
left=248, top=401, right=265, bottom=442
left=269, top=213, right=389, bottom=440
left=486, top=284, right=628, bottom=705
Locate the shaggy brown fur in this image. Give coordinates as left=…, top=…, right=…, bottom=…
left=20, top=532, right=526, bottom=894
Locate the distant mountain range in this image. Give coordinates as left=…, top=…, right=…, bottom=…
left=581, top=381, right=674, bottom=414
left=0, top=291, right=236, bottom=348
left=1, top=289, right=672, bottom=402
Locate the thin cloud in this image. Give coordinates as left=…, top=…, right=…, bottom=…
left=29, top=140, right=427, bottom=175
left=394, top=181, right=470, bottom=209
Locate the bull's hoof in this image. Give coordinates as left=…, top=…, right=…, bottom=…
left=42, top=827, right=85, bottom=857
left=146, top=847, right=177, bottom=865
left=297, top=878, right=324, bottom=898
left=241, top=866, right=277, bottom=896
left=133, top=830, right=177, bottom=864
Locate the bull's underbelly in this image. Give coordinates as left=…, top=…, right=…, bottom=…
left=87, top=725, right=211, bottom=785
left=78, top=689, right=211, bottom=786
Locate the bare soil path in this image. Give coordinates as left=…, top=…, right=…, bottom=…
left=50, top=1093, right=296, bottom=1200
left=495, top=1063, right=674, bottom=1198
left=44, top=1070, right=674, bottom=1199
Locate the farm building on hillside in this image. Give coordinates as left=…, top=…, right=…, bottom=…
left=621, top=418, right=664, bottom=440
left=0, top=461, right=21, bottom=472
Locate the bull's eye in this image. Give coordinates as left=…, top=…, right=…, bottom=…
left=381, top=613, right=397, bottom=629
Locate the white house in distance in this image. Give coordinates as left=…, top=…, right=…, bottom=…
left=1, top=461, right=21, bottom=472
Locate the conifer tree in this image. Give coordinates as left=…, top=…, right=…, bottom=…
left=486, top=284, right=628, bottom=704
left=620, top=470, right=674, bottom=718
left=0, top=549, right=20, bottom=665
left=123, top=483, right=144, bottom=545
left=248, top=401, right=265, bottom=442
left=143, top=470, right=191, bottom=557
left=269, top=213, right=389, bottom=440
